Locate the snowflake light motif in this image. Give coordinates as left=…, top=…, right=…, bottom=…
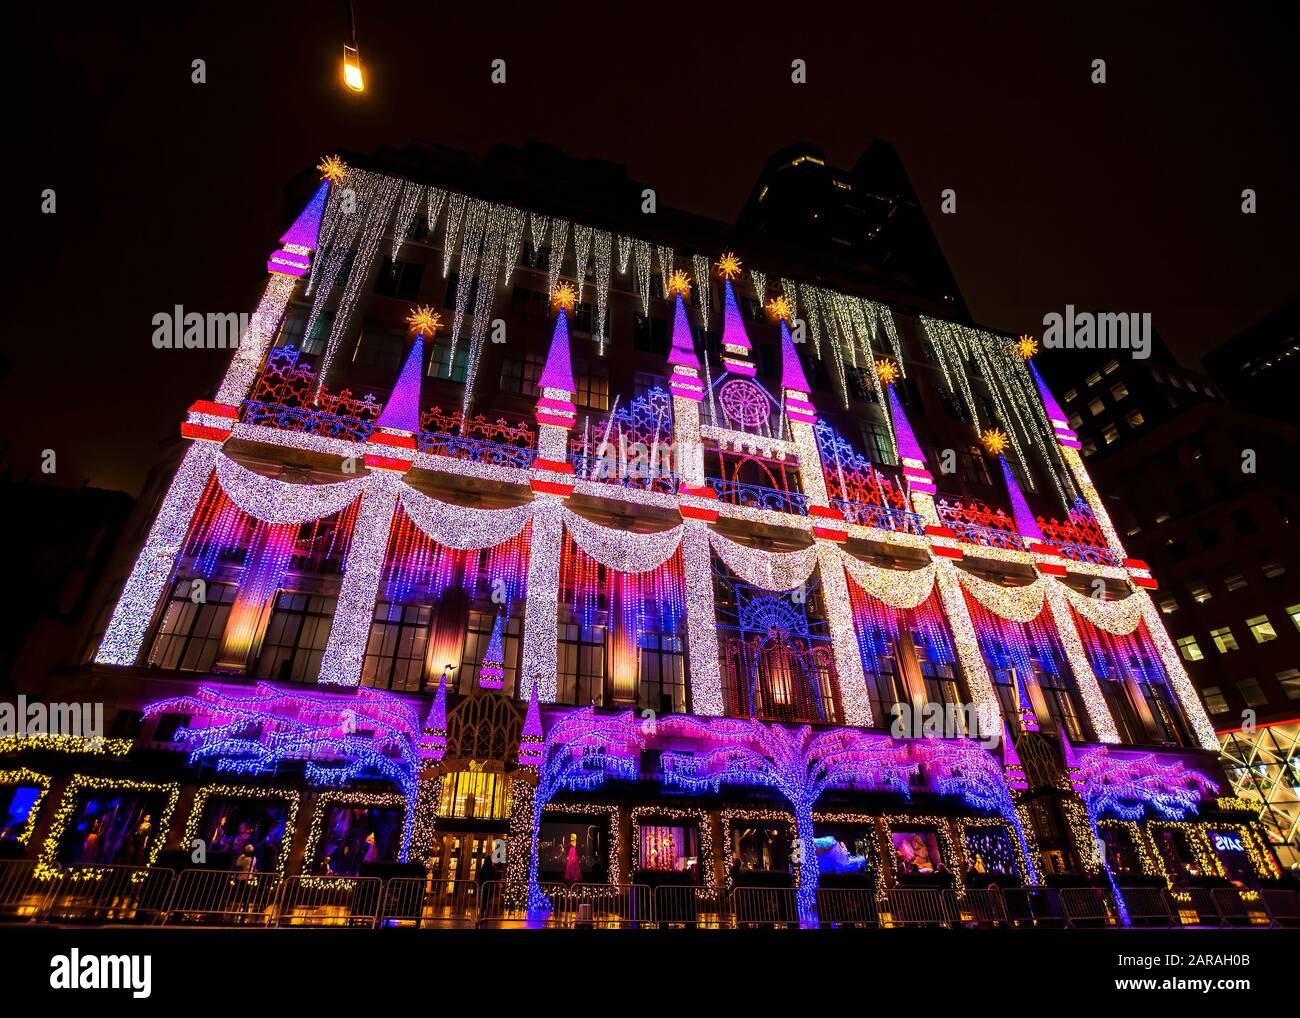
left=765, top=294, right=793, bottom=322
left=666, top=269, right=691, bottom=296
left=716, top=252, right=743, bottom=280
left=317, top=155, right=348, bottom=183
left=875, top=359, right=899, bottom=385
left=981, top=428, right=1010, bottom=455
left=406, top=305, right=442, bottom=336
left=1015, top=335, right=1039, bottom=360
left=552, top=281, right=577, bottom=311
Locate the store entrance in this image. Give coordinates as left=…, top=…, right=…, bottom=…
left=428, top=831, right=499, bottom=887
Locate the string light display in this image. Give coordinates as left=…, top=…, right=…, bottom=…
left=390, top=181, right=426, bottom=263
left=874, top=814, right=961, bottom=896
left=0, top=734, right=131, bottom=756
left=628, top=806, right=717, bottom=894
left=633, top=239, right=652, bottom=315
left=0, top=769, right=51, bottom=845
left=441, top=192, right=467, bottom=277
left=304, top=790, right=408, bottom=876
left=593, top=230, right=613, bottom=351
left=37, top=776, right=180, bottom=879
left=546, top=219, right=570, bottom=300
left=572, top=224, right=592, bottom=302
left=182, top=785, right=301, bottom=875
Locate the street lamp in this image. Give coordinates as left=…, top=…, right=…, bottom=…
left=342, top=1, right=364, bottom=93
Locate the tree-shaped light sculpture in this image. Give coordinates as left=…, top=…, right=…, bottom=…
left=659, top=716, right=916, bottom=926
left=144, top=683, right=425, bottom=859
left=526, top=708, right=647, bottom=917
left=1072, top=745, right=1217, bottom=925
left=914, top=736, right=1040, bottom=883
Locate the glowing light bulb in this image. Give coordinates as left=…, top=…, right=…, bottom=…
left=342, top=43, right=364, bottom=93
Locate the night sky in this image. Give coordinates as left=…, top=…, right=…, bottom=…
left=14, top=3, right=1299, bottom=495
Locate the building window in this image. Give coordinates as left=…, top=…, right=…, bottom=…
left=1246, top=615, right=1278, bottom=644
left=1063, top=389, right=1078, bottom=403
left=1088, top=397, right=1105, bottom=416
left=438, top=769, right=508, bottom=820
left=499, top=352, right=544, bottom=396
left=1068, top=413, right=1083, bottom=429
left=459, top=610, right=522, bottom=695
left=957, top=446, right=992, bottom=485
left=1102, top=359, right=1119, bottom=375
left=1185, top=379, right=1200, bottom=393
left=1201, top=686, right=1229, bottom=714
left=373, top=258, right=426, bottom=301
left=1175, top=635, right=1204, bottom=662
left=557, top=622, right=606, bottom=706
left=862, top=423, right=897, bottom=466
left=1157, top=596, right=1179, bottom=615
left=1081, top=441, right=1096, bottom=458
left=1124, top=409, right=1145, bottom=428
left=1261, top=560, right=1286, bottom=579
left=1086, top=372, right=1102, bottom=387
left=632, top=314, right=670, bottom=355
left=256, top=592, right=337, bottom=683
left=638, top=632, right=687, bottom=714
left=351, top=329, right=405, bottom=371
left=1188, top=582, right=1212, bottom=603
left=1224, top=574, right=1248, bottom=592
left=1169, top=375, right=1182, bottom=388
left=1110, top=381, right=1129, bottom=400
left=1102, top=423, right=1121, bottom=445
left=427, top=334, right=469, bottom=383
left=1288, top=604, right=1300, bottom=633
left=147, top=580, right=237, bottom=672
left=1236, top=677, right=1268, bottom=708
left=573, top=360, right=610, bottom=410
left=361, top=603, right=431, bottom=692
left=1277, top=668, right=1300, bottom=701
left=1209, top=626, right=1239, bottom=653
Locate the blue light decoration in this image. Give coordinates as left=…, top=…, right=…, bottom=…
left=913, top=736, right=1041, bottom=884
left=1069, top=741, right=1217, bottom=926
left=656, top=716, right=915, bottom=927
left=525, top=708, right=646, bottom=918
left=144, top=683, right=425, bottom=860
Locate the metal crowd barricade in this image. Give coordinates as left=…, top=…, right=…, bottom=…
left=540, top=882, right=647, bottom=929
left=651, top=885, right=727, bottom=928
left=475, top=879, right=521, bottom=927
left=0, top=860, right=55, bottom=922
left=275, top=875, right=382, bottom=928
left=165, top=869, right=281, bottom=926
left=43, top=865, right=176, bottom=925
left=1001, top=885, right=1066, bottom=928
left=1118, top=886, right=1176, bottom=927
left=731, top=886, right=799, bottom=927
left=1059, top=887, right=1120, bottom=928
left=1169, top=887, right=1220, bottom=926
left=882, top=887, right=957, bottom=927
left=377, top=877, right=480, bottom=928
left=954, top=887, right=1009, bottom=928
left=1211, top=888, right=1272, bottom=928
left=1261, top=888, right=1300, bottom=928
left=815, top=887, right=880, bottom=928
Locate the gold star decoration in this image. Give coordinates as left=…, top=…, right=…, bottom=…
left=552, top=282, right=578, bottom=312
left=765, top=295, right=793, bottom=322
left=716, top=251, right=743, bottom=280
left=406, top=306, right=442, bottom=336
left=1015, top=335, right=1039, bottom=360
left=875, top=359, right=899, bottom=385
left=982, top=428, right=1010, bottom=456
left=667, top=269, right=692, bottom=296
left=317, top=155, right=348, bottom=183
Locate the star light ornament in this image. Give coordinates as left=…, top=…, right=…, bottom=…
left=406, top=305, right=442, bottom=337
left=666, top=268, right=692, bottom=297
left=716, top=251, right=743, bottom=280
left=1015, top=334, right=1039, bottom=360
left=317, top=155, right=348, bottom=183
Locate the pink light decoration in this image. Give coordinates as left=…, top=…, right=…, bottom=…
left=719, top=279, right=753, bottom=352
left=219, top=519, right=300, bottom=661
left=479, top=611, right=506, bottom=689
left=997, top=454, right=1046, bottom=544
left=559, top=533, right=686, bottom=654
left=374, top=333, right=425, bottom=433
left=846, top=574, right=957, bottom=668
left=539, top=308, right=575, bottom=393
left=421, top=672, right=448, bottom=762
left=381, top=508, right=531, bottom=611
left=279, top=180, right=330, bottom=251
left=667, top=292, right=700, bottom=369
left=779, top=320, right=812, bottom=394
left=886, top=383, right=927, bottom=467
left=1028, top=360, right=1082, bottom=449
left=518, top=681, right=544, bottom=768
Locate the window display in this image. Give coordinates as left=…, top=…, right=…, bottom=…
left=312, top=804, right=403, bottom=876
left=965, top=825, right=1019, bottom=878
left=197, top=796, right=291, bottom=872
left=536, top=819, right=609, bottom=883
left=890, top=829, right=943, bottom=875
left=0, top=782, right=44, bottom=844
left=638, top=823, right=700, bottom=874
left=56, top=789, right=169, bottom=867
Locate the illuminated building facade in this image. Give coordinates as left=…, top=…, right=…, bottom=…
left=4, top=142, right=1285, bottom=925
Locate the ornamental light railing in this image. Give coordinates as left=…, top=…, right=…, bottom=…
left=418, top=431, right=536, bottom=469
left=242, top=400, right=376, bottom=443
left=571, top=452, right=678, bottom=494
left=707, top=478, right=809, bottom=516
left=829, top=497, right=927, bottom=536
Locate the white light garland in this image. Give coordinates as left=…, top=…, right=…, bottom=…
left=955, top=567, right=1047, bottom=623
left=391, top=181, right=426, bottom=264
left=441, top=192, right=467, bottom=277
left=616, top=234, right=632, bottom=275
left=561, top=507, right=683, bottom=572
left=399, top=485, right=534, bottom=549
left=214, top=453, right=369, bottom=524
left=546, top=219, right=570, bottom=300
left=707, top=530, right=818, bottom=591
left=449, top=197, right=488, bottom=352
left=215, top=272, right=299, bottom=406
left=527, top=212, right=550, bottom=264
left=572, top=224, right=592, bottom=302
left=634, top=239, right=652, bottom=315
left=655, top=245, right=675, bottom=298
left=817, top=543, right=873, bottom=726
left=682, top=520, right=723, bottom=716
left=95, top=442, right=219, bottom=665
left=1057, top=582, right=1145, bottom=635
left=1043, top=581, right=1121, bottom=743
left=592, top=230, right=613, bottom=353
left=500, top=205, right=528, bottom=285
left=693, top=254, right=712, bottom=328
left=840, top=554, right=936, bottom=610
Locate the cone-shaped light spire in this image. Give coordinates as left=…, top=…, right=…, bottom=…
left=780, top=319, right=817, bottom=424
left=539, top=307, right=575, bottom=393
left=998, top=453, right=1045, bottom=544
left=667, top=291, right=705, bottom=402
left=720, top=278, right=752, bottom=353
left=885, top=378, right=936, bottom=497
left=1025, top=352, right=1082, bottom=450
left=420, top=670, right=449, bottom=762
left=479, top=612, right=506, bottom=690
left=280, top=180, right=330, bottom=250
left=375, top=334, right=425, bottom=433
left=518, top=681, right=544, bottom=768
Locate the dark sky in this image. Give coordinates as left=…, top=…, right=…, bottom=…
left=13, top=2, right=1299, bottom=495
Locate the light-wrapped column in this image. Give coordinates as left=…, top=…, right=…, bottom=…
left=520, top=497, right=563, bottom=701
left=932, top=559, right=1004, bottom=737
left=682, top=519, right=723, bottom=715
left=1136, top=594, right=1219, bottom=751
left=95, top=441, right=221, bottom=665
left=214, top=273, right=299, bottom=406
left=1061, top=446, right=1126, bottom=556
left=318, top=472, right=401, bottom=685
left=1043, top=582, right=1121, bottom=743
left=816, top=544, right=872, bottom=726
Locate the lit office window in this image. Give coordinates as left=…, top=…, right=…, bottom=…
left=1175, top=635, right=1203, bottom=662
left=1246, top=615, right=1278, bottom=644
left=1209, top=626, right=1239, bottom=653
